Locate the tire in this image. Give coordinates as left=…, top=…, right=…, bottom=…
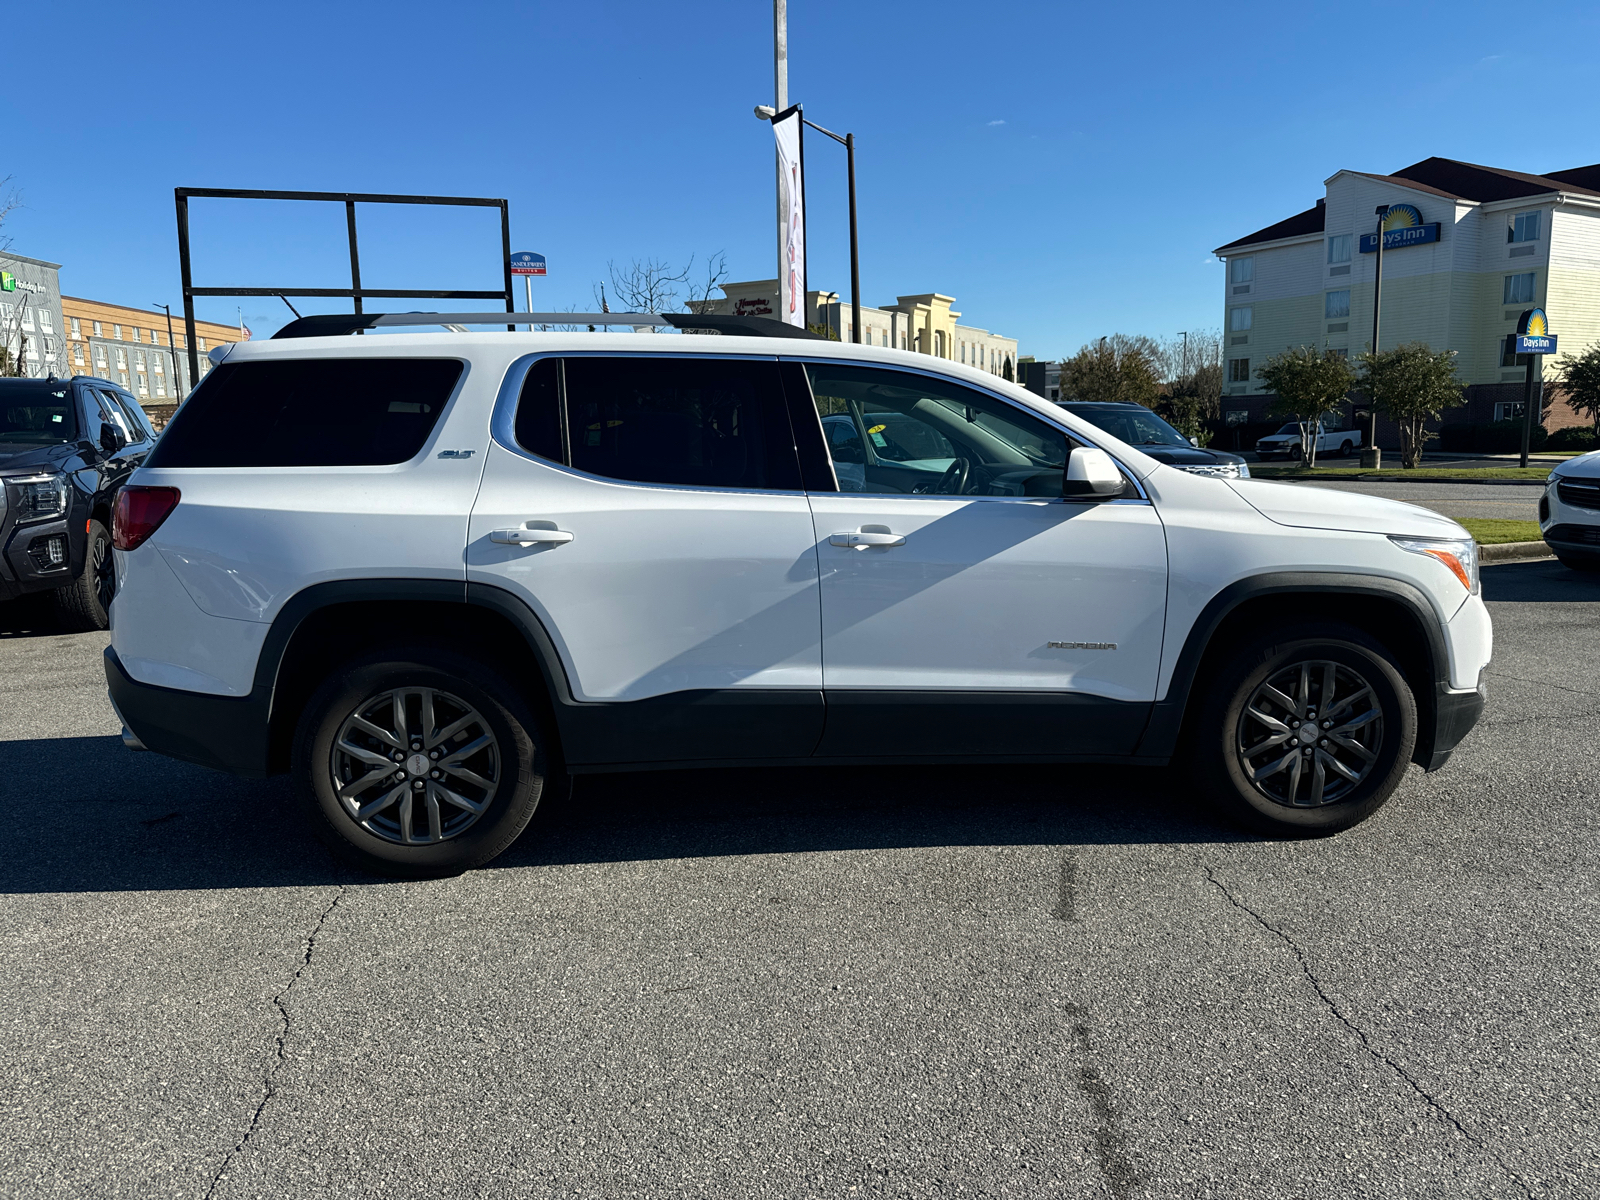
left=52, top=519, right=115, bottom=632
left=292, top=647, right=553, bottom=877
left=1191, top=622, right=1417, bottom=835
left=1340, top=440, right=1354, bottom=458
left=1554, top=550, right=1600, bottom=573
left=1289, top=444, right=1303, bottom=461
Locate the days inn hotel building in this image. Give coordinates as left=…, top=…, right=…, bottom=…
left=1213, top=157, right=1600, bottom=438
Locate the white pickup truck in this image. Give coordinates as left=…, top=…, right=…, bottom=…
left=1256, top=422, right=1363, bottom=460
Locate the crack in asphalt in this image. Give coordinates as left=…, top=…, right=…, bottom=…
left=1202, top=866, right=1538, bottom=1200
left=1052, top=853, right=1079, bottom=923
left=1488, top=671, right=1600, bottom=700
left=1061, top=1002, right=1141, bottom=1200
left=203, top=887, right=347, bottom=1200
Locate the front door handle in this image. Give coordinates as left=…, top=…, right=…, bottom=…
left=491, top=528, right=574, bottom=546
left=830, top=531, right=905, bottom=549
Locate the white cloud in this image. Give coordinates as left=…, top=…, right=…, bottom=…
left=987, top=119, right=1005, bottom=126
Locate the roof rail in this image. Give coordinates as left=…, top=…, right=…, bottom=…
left=271, top=311, right=827, bottom=340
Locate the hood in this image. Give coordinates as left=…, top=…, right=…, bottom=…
left=1552, top=449, right=1600, bottom=480
left=1138, top=445, right=1246, bottom=468
left=0, top=442, right=77, bottom=474
left=1227, top=479, right=1468, bottom=538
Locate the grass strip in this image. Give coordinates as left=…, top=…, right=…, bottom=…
left=1458, top=519, right=1543, bottom=545
left=1250, top=465, right=1551, bottom=481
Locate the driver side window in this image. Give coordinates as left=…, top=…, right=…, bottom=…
left=804, top=363, right=1068, bottom=497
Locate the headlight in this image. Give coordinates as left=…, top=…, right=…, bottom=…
left=1390, top=535, right=1478, bottom=594
left=1237, top=462, right=1251, bottom=478
left=6, top=474, right=70, bottom=524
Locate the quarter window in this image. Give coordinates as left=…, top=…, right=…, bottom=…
left=146, top=358, right=462, bottom=468
left=513, top=356, right=801, bottom=492
left=1230, top=307, right=1253, bottom=332
left=1327, top=234, right=1352, bottom=264
left=804, top=363, right=1068, bottom=498
left=1325, top=290, right=1350, bottom=319
left=1508, top=212, right=1541, bottom=243
left=1504, top=273, right=1536, bottom=305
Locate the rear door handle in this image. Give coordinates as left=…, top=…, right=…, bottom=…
left=829, top=531, right=906, bottom=548
left=491, top=528, right=574, bottom=546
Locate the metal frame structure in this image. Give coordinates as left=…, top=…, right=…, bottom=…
left=174, top=187, right=515, bottom=386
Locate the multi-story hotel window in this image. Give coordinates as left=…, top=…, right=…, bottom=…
left=135, top=350, right=147, bottom=371
left=1325, top=290, right=1350, bottom=319
left=115, top=347, right=128, bottom=369
left=1228, top=357, right=1250, bottom=383
left=1230, top=306, right=1253, bottom=332
left=20, top=306, right=34, bottom=330
left=132, top=327, right=142, bottom=343
left=113, top=324, right=122, bottom=340
left=1508, top=212, right=1541, bottom=243
left=1503, top=273, right=1536, bottom=305
left=73, top=344, right=84, bottom=366
left=1230, top=257, right=1254, bottom=285
left=93, top=345, right=108, bottom=369
left=92, top=320, right=103, bottom=337
left=198, top=337, right=207, bottom=351
left=1327, top=234, right=1351, bottom=264
left=69, top=317, right=81, bottom=338
left=38, top=308, right=53, bottom=332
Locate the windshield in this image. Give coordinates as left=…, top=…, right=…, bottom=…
left=1073, top=406, right=1190, bottom=448
left=1, top=382, right=78, bottom=444
left=1276, top=423, right=1313, bottom=435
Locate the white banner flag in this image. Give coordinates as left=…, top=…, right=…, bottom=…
left=772, top=106, right=806, bottom=328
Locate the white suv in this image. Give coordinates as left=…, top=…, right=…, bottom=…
left=106, top=316, right=1491, bottom=876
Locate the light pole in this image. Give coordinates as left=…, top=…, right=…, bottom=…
left=1362, top=204, right=1388, bottom=469
left=1178, top=330, right=1188, bottom=377
left=153, top=302, right=184, bottom=398
left=756, top=105, right=860, bottom=343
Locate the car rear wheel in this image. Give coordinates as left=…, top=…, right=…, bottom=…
left=1192, top=622, right=1417, bottom=835
left=1340, top=440, right=1354, bottom=458
left=53, top=519, right=114, bottom=632
left=293, top=648, right=553, bottom=877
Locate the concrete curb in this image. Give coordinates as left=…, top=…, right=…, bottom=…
left=1480, top=540, right=1553, bottom=563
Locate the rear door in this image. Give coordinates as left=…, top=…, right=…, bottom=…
left=466, top=353, right=824, bottom=767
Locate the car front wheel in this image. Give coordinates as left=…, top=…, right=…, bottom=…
left=1193, top=622, right=1417, bottom=834
left=293, top=648, right=553, bottom=877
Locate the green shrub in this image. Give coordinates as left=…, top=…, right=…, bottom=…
left=1547, top=425, right=1597, bottom=451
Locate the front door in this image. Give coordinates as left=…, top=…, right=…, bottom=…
left=796, top=361, right=1168, bottom=757
left=467, top=353, right=825, bottom=766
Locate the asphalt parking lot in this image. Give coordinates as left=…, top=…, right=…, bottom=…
left=3, top=560, right=1599, bottom=1199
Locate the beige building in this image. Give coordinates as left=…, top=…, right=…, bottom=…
left=61, top=296, right=244, bottom=402
left=694, top=279, right=1019, bottom=378
left=1213, top=157, right=1600, bottom=433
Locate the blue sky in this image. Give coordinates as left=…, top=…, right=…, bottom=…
left=2, top=1, right=1596, bottom=358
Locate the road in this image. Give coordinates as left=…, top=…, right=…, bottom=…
left=3, top=561, right=1599, bottom=1199
left=1266, top=477, right=1546, bottom=523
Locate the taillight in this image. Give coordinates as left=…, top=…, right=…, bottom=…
left=113, top=486, right=181, bottom=551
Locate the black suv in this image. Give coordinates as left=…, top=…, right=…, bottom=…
left=1059, top=401, right=1250, bottom=478
left=0, top=376, right=157, bottom=629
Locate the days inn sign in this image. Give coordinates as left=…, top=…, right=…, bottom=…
left=1514, top=308, right=1556, bottom=356
left=1359, top=203, right=1441, bottom=252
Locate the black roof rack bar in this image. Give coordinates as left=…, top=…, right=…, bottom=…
left=272, top=311, right=828, bottom=340
left=175, top=187, right=506, bottom=207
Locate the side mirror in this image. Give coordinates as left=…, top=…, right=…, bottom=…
left=1063, top=446, right=1124, bottom=497
left=99, top=423, right=127, bottom=456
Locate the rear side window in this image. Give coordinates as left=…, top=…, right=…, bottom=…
left=513, top=356, right=800, bottom=492
left=145, top=358, right=462, bottom=468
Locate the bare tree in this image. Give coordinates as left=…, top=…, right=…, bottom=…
left=679, top=252, right=730, bottom=334
left=597, top=257, right=692, bottom=317
left=0, top=178, right=30, bottom=376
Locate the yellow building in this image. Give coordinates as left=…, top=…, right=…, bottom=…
left=60, top=296, right=244, bottom=404
left=695, top=279, right=1019, bottom=377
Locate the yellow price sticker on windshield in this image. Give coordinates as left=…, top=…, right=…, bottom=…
left=868, top=424, right=886, bottom=435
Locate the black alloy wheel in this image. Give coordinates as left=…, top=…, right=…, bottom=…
left=294, top=647, right=555, bottom=877
left=53, top=519, right=115, bottom=632
left=1193, top=621, right=1416, bottom=835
